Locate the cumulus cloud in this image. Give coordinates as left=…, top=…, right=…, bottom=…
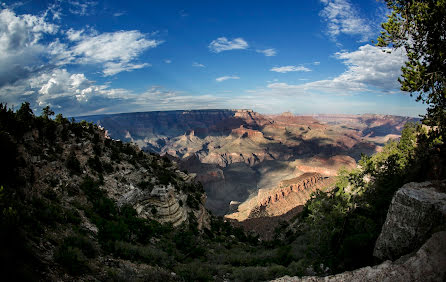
left=267, top=45, right=405, bottom=95
left=0, top=7, right=165, bottom=115
left=270, top=65, right=311, bottom=73
left=192, top=62, right=205, bottom=67
left=319, top=0, right=373, bottom=42
left=0, top=7, right=162, bottom=93
left=216, top=76, right=240, bottom=82
left=69, top=30, right=162, bottom=76
left=209, top=37, right=248, bottom=53
left=256, top=48, right=276, bottom=56
left=329, top=44, right=406, bottom=91
left=0, top=8, right=58, bottom=86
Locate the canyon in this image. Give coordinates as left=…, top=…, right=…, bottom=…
left=78, top=109, right=418, bottom=225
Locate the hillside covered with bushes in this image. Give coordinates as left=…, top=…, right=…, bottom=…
left=1, top=100, right=444, bottom=281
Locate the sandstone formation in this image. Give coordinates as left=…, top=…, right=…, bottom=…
left=118, top=184, right=188, bottom=227
left=78, top=110, right=418, bottom=216
left=272, top=231, right=446, bottom=282
left=258, top=173, right=323, bottom=207
left=226, top=172, right=335, bottom=222
left=373, top=180, right=446, bottom=260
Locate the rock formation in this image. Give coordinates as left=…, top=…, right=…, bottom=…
left=258, top=173, right=323, bottom=207
left=118, top=184, right=188, bottom=227
left=373, top=180, right=446, bottom=260
left=78, top=110, right=418, bottom=216
left=226, top=172, right=335, bottom=222
left=273, top=180, right=446, bottom=282
left=273, top=231, right=446, bottom=282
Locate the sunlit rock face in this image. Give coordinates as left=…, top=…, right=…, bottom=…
left=77, top=110, right=418, bottom=216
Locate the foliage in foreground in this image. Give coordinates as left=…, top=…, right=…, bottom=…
left=290, top=122, right=445, bottom=273
left=378, top=0, right=446, bottom=138
left=0, top=103, right=304, bottom=281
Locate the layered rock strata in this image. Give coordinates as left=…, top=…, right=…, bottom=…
left=226, top=173, right=334, bottom=221
left=258, top=173, right=323, bottom=207
left=118, top=184, right=188, bottom=227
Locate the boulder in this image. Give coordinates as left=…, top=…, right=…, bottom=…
left=272, top=180, right=446, bottom=282
left=373, top=181, right=446, bottom=260
left=272, top=231, right=446, bottom=282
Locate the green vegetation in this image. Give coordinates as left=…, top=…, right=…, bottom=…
left=377, top=0, right=446, bottom=138
left=0, top=103, right=309, bottom=281
left=1, top=4, right=445, bottom=274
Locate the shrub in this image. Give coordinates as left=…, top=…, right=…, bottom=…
left=87, top=155, right=103, bottom=173
left=54, top=245, right=89, bottom=275
left=66, top=151, right=81, bottom=174
left=113, top=241, right=170, bottom=266
left=174, top=261, right=212, bottom=282
left=63, top=234, right=98, bottom=258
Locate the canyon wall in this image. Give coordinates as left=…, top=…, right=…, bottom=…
left=77, top=110, right=418, bottom=216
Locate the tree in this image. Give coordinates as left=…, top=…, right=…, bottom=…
left=16, top=102, right=34, bottom=123
left=377, top=0, right=446, bottom=136
left=41, top=106, right=55, bottom=119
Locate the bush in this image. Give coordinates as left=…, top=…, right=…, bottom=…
left=174, top=261, right=212, bottom=282
left=87, top=156, right=103, bottom=173
left=232, top=266, right=268, bottom=282
left=54, top=245, right=89, bottom=275
left=113, top=241, right=171, bottom=267
left=63, top=234, right=98, bottom=258
left=66, top=151, right=81, bottom=174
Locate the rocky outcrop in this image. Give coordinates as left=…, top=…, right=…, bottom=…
left=273, top=180, right=446, bottom=282
left=273, top=231, right=446, bottom=282
left=231, top=125, right=265, bottom=140
left=226, top=173, right=335, bottom=221
left=295, top=155, right=356, bottom=177
left=79, top=110, right=417, bottom=217
left=258, top=173, right=323, bottom=207
left=118, top=184, right=188, bottom=227
left=373, top=181, right=446, bottom=260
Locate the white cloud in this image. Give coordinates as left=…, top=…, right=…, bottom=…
left=69, top=30, right=162, bottom=76
left=66, top=28, right=86, bottom=41
left=331, top=44, right=406, bottom=91
left=68, top=1, right=98, bottom=16
left=0, top=7, right=162, bottom=90
left=319, top=0, right=373, bottom=42
left=192, top=62, right=205, bottom=67
left=102, top=62, right=150, bottom=76
left=0, top=9, right=57, bottom=52
left=0, top=8, right=58, bottom=86
left=267, top=45, right=405, bottom=94
left=113, top=12, right=126, bottom=17
left=313, top=61, right=320, bottom=65
left=256, top=48, right=276, bottom=56
left=209, top=37, right=248, bottom=53
left=216, top=76, right=240, bottom=82
left=270, top=65, right=311, bottom=73
left=164, top=59, right=172, bottom=64
left=70, top=30, right=160, bottom=63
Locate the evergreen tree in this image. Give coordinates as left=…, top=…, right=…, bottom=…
left=377, top=0, right=446, bottom=136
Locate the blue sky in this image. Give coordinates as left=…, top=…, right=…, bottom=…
left=0, top=0, right=428, bottom=116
